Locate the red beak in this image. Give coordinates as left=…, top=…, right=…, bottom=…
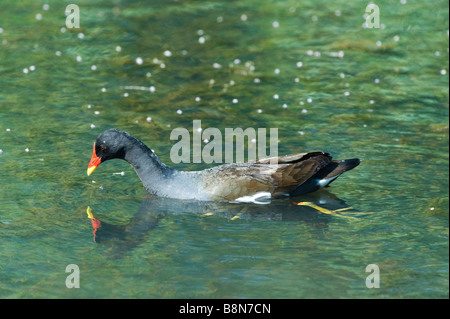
left=87, top=143, right=101, bottom=176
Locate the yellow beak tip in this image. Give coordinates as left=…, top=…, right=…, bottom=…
left=86, top=206, right=95, bottom=219
left=87, top=166, right=97, bottom=176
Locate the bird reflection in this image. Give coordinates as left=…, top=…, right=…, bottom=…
left=86, top=190, right=368, bottom=257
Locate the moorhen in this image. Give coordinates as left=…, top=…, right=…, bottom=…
left=87, top=129, right=360, bottom=201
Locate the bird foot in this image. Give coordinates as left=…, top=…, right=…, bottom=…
left=293, top=202, right=374, bottom=220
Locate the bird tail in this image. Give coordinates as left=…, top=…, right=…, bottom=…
left=293, top=158, right=361, bottom=195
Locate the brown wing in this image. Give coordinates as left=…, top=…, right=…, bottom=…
left=200, top=152, right=333, bottom=200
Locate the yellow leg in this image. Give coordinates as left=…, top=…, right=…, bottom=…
left=201, top=212, right=214, bottom=217
left=294, top=202, right=360, bottom=221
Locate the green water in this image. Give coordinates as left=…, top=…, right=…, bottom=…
left=0, top=0, right=448, bottom=298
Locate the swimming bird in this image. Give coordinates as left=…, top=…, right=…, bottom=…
left=87, top=129, right=360, bottom=201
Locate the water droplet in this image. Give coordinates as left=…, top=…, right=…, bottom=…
left=296, top=61, right=303, bottom=68
left=91, top=65, right=97, bottom=71
left=272, top=21, right=279, bottom=28
left=195, top=97, right=201, bottom=102
left=163, top=50, right=172, bottom=57
left=198, top=36, right=206, bottom=44
left=440, top=69, right=447, bottom=75
left=115, top=46, right=122, bottom=52
left=136, top=57, right=143, bottom=65
left=274, top=68, right=280, bottom=74
left=273, top=94, right=279, bottom=100
left=76, top=55, right=82, bottom=62
left=146, top=117, right=152, bottom=122
left=177, top=109, right=183, bottom=114
left=35, top=13, right=42, bottom=21
left=149, top=86, right=156, bottom=93
left=232, top=98, right=238, bottom=104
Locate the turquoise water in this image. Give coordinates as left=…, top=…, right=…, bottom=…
left=0, top=0, right=448, bottom=298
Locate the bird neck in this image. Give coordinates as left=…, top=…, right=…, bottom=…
left=120, top=133, right=209, bottom=200
left=123, top=137, right=175, bottom=194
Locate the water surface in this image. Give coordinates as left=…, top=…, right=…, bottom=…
left=0, top=0, right=448, bottom=298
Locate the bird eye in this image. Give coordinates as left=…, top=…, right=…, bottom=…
left=100, top=146, right=105, bottom=151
